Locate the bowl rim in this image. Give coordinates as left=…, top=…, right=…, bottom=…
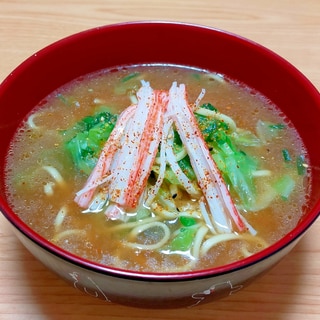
left=1, top=20, right=320, bottom=281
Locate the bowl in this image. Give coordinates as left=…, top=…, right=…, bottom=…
left=0, top=21, right=319, bottom=308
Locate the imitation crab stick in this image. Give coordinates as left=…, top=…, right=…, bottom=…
left=75, top=81, right=248, bottom=233
left=167, top=82, right=246, bottom=233
left=75, top=81, right=168, bottom=213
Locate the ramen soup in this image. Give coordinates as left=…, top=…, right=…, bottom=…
left=5, top=65, right=310, bottom=272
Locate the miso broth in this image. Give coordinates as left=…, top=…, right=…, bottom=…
left=5, top=64, right=310, bottom=272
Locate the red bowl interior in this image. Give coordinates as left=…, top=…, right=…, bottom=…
left=0, top=21, right=320, bottom=280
